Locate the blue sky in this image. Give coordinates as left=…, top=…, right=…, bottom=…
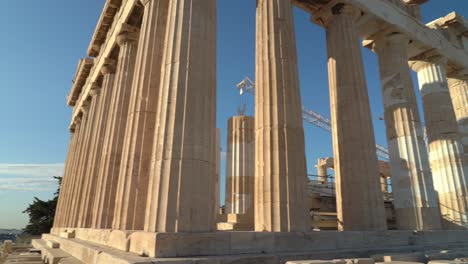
left=0, top=1, right=466, bottom=229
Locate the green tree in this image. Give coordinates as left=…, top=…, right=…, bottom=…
left=22, top=176, right=62, bottom=235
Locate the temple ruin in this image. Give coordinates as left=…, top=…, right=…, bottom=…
left=31, top=0, right=468, bottom=263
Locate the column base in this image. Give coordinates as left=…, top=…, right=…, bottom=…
left=394, top=207, right=443, bottom=230
left=44, top=228, right=468, bottom=262
left=217, top=213, right=254, bottom=231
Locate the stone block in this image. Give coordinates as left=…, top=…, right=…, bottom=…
left=129, top=232, right=159, bottom=257
left=274, top=231, right=337, bottom=252
left=286, top=260, right=346, bottom=264
left=41, top=247, right=73, bottom=264
left=336, top=232, right=367, bottom=249
left=230, top=232, right=274, bottom=254
left=74, top=228, right=112, bottom=245
left=382, top=252, right=426, bottom=262
left=3, top=240, right=13, bottom=253
left=425, top=249, right=468, bottom=261
left=59, top=230, right=75, bottom=239
left=337, top=258, right=375, bottom=264
left=47, top=240, right=60, bottom=249
left=375, top=262, right=424, bottom=264
left=174, top=232, right=230, bottom=258
left=107, top=230, right=133, bottom=252
left=429, top=261, right=468, bottom=264
left=365, top=231, right=412, bottom=248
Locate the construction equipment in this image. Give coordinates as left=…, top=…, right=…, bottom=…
left=236, top=77, right=390, bottom=161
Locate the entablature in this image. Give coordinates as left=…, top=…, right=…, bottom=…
left=87, top=0, right=123, bottom=57
left=67, top=58, right=94, bottom=106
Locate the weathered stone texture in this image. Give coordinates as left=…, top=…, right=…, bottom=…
left=144, top=0, right=217, bottom=232
left=326, top=4, right=386, bottom=231
left=255, top=0, right=309, bottom=232
left=374, top=33, right=441, bottom=230
left=413, top=59, right=468, bottom=229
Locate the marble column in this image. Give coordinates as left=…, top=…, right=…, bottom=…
left=75, top=86, right=103, bottom=228
left=255, top=0, right=309, bottom=232
left=112, top=0, right=168, bottom=231
left=89, top=62, right=117, bottom=229
left=325, top=3, right=387, bottom=231
left=374, top=33, right=441, bottom=230
left=53, top=124, right=79, bottom=228
left=213, top=128, right=221, bottom=225
left=79, top=80, right=112, bottom=229
left=61, top=117, right=84, bottom=227
left=224, top=116, right=255, bottom=224
left=68, top=101, right=93, bottom=228
left=412, top=58, right=468, bottom=229
left=144, top=0, right=217, bottom=233
left=90, top=30, right=139, bottom=230
left=448, top=77, right=468, bottom=165
left=316, top=160, right=329, bottom=184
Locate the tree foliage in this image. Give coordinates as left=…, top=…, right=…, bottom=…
left=22, top=176, right=62, bottom=235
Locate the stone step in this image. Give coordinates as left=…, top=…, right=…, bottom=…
left=31, top=239, right=82, bottom=264
left=40, top=234, right=155, bottom=264
left=217, top=221, right=253, bottom=231
left=371, top=252, right=427, bottom=263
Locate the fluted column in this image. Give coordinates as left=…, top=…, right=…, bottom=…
left=61, top=117, right=85, bottom=227
left=412, top=58, right=468, bottom=229
left=448, top=77, right=468, bottom=165
left=325, top=3, right=387, bottom=231
left=374, top=33, right=441, bottom=230
left=68, top=101, right=93, bottom=228
left=89, top=62, right=117, bottom=229
left=88, top=30, right=139, bottom=230
left=112, top=0, right=168, bottom=231
left=144, top=0, right=217, bottom=233
left=255, top=0, right=309, bottom=232
left=225, top=116, right=255, bottom=219
left=53, top=125, right=79, bottom=228
left=213, top=128, right=221, bottom=225
left=79, top=79, right=112, bottom=229
left=75, top=86, right=103, bottom=228
left=316, top=160, right=328, bottom=184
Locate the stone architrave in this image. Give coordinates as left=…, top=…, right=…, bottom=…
left=412, top=57, right=468, bottom=229
left=224, top=115, right=255, bottom=229
left=143, top=0, right=217, bottom=233
left=374, top=33, right=441, bottom=230
left=91, top=30, right=139, bottom=230
left=324, top=3, right=387, bottom=231
left=255, top=0, right=309, bottom=232
left=112, top=0, right=169, bottom=231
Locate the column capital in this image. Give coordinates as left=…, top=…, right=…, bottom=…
left=74, top=116, right=82, bottom=126
left=69, top=123, right=76, bottom=133
left=140, top=0, right=151, bottom=6
left=89, top=83, right=102, bottom=96
left=312, top=2, right=361, bottom=27
left=100, top=58, right=117, bottom=75
left=410, top=54, right=447, bottom=73
left=373, top=32, right=409, bottom=52
left=81, top=100, right=91, bottom=113
left=448, top=76, right=468, bottom=87
left=116, top=31, right=140, bottom=47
